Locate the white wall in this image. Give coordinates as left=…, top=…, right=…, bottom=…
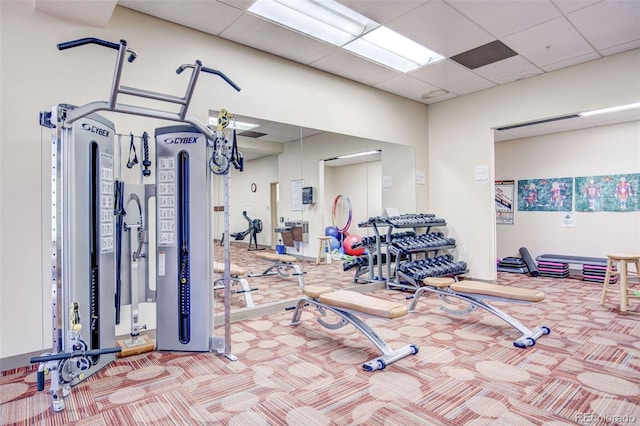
left=496, top=121, right=640, bottom=260
left=428, top=49, right=640, bottom=281
left=0, top=3, right=428, bottom=361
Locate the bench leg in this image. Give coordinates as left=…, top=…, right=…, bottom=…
left=410, top=286, right=550, bottom=348
left=234, top=278, right=255, bottom=308
left=249, top=263, right=305, bottom=287
left=290, top=298, right=418, bottom=371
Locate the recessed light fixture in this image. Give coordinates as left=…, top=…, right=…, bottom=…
left=248, top=0, right=375, bottom=46
left=337, top=150, right=381, bottom=160
left=344, top=26, right=444, bottom=72
left=580, top=102, right=640, bottom=117
left=248, top=0, right=444, bottom=73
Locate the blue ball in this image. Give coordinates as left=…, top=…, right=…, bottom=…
left=325, top=226, right=340, bottom=239
left=328, top=236, right=340, bottom=250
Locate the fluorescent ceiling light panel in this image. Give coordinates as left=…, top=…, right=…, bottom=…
left=580, top=102, right=640, bottom=117
left=344, top=26, right=444, bottom=72
left=338, top=150, right=381, bottom=159
left=248, top=0, right=374, bottom=46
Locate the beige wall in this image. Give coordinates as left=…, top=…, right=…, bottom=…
left=495, top=121, right=640, bottom=260
left=0, top=3, right=428, bottom=361
left=428, top=49, right=640, bottom=281
left=1, top=0, right=638, bottom=363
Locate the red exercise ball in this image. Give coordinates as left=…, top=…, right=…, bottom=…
left=343, top=234, right=365, bottom=256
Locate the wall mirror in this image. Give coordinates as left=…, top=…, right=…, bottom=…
left=209, top=112, right=417, bottom=317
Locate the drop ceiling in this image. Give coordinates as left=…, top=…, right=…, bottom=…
left=113, top=0, right=640, bottom=142
left=36, top=0, right=640, bottom=143
left=116, top=0, right=640, bottom=105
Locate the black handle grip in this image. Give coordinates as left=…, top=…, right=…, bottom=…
left=29, top=347, right=122, bottom=363
left=201, top=66, right=241, bottom=92
left=57, top=38, right=136, bottom=62
left=57, top=37, right=121, bottom=51
left=37, top=370, right=45, bottom=391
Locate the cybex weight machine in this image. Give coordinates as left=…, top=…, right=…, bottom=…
left=33, top=37, right=242, bottom=412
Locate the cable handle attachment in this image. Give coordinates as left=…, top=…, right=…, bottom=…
left=57, top=37, right=137, bottom=63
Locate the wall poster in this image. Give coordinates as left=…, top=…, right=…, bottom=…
left=291, top=179, right=304, bottom=211
left=495, top=180, right=514, bottom=224
left=517, top=177, right=573, bottom=212
left=575, top=173, right=639, bottom=212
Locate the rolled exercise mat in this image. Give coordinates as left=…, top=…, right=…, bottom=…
left=519, top=247, right=539, bottom=277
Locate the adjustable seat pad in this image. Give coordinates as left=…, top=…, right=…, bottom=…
left=256, top=252, right=298, bottom=263
left=213, top=262, right=245, bottom=276
left=303, top=285, right=408, bottom=319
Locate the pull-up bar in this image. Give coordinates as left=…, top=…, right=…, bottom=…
left=56, top=37, right=241, bottom=138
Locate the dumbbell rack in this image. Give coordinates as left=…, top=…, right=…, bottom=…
left=356, top=213, right=467, bottom=289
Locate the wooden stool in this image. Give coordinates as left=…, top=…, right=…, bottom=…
left=601, top=253, right=640, bottom=312
left=317, top=236, right=332, bottom=265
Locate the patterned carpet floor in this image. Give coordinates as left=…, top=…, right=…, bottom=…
left=2, top=243, right=640, bottom=425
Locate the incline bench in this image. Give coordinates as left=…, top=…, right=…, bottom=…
left=249, top=252, right=305, bottom=286
left=409, top=277, right=550, bottom=348
left=290, top=285, right=418, bottom=371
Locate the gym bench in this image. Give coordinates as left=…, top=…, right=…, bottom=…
left=290, top=285, right=419, bottom=371
left=213, top=262, right=257, bottom=308
left=409, top=277, right=550, bottom=348
left=249, top=252, right=305, bottom=287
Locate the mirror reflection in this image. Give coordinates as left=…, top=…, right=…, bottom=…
left=209, top=112, right=417, bottom=316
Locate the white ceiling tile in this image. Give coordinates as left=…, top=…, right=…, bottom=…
left=217, top=0, right=256, bottom=11
left=446, top=0, right=561, bottom=38
left=385, top=1, right=494, bottom=57
left=339, top=0, right=427, bottom=25
left=551, top=0, right=601, bottom=14
left=502, top=17, right=596, bottom=67
left=472, top=55, right=542, bottom=84
left=373, top=75, right=444, bottom=102
left=409, top=60, right=493, bottom=94
left=120, top=0, right=241, bottom=35
left=310, top=50, right=400, bottom=86
left=540, top=51, right=601, bottom=72
left=599, top=39, right=640, bottom=56
left=453, top=80, right=497, bottom=96
left=37, top=0, right=117, bottom=27
left=566, top=0, right=640, bottom=52
left=421, top=92, right=459, bottom=104
left=220, top=14, right=339, bottom=65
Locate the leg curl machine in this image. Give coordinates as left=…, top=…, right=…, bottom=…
left=290, top=285, right=418, bottom=371
left=409, top=277, right=550, bottom=348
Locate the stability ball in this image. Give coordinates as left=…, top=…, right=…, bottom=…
left=328, top=236, right=340, bottom=251
left=343, top=234, right=365, bottom=256
left=325, top=226, right=340, bottom=240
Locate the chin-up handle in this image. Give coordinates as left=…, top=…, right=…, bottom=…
left=177, top=61, right=241, bottom=93
left=57, top=37, right=137, bottom=63
left=55, top=37, right=239, bottom=137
